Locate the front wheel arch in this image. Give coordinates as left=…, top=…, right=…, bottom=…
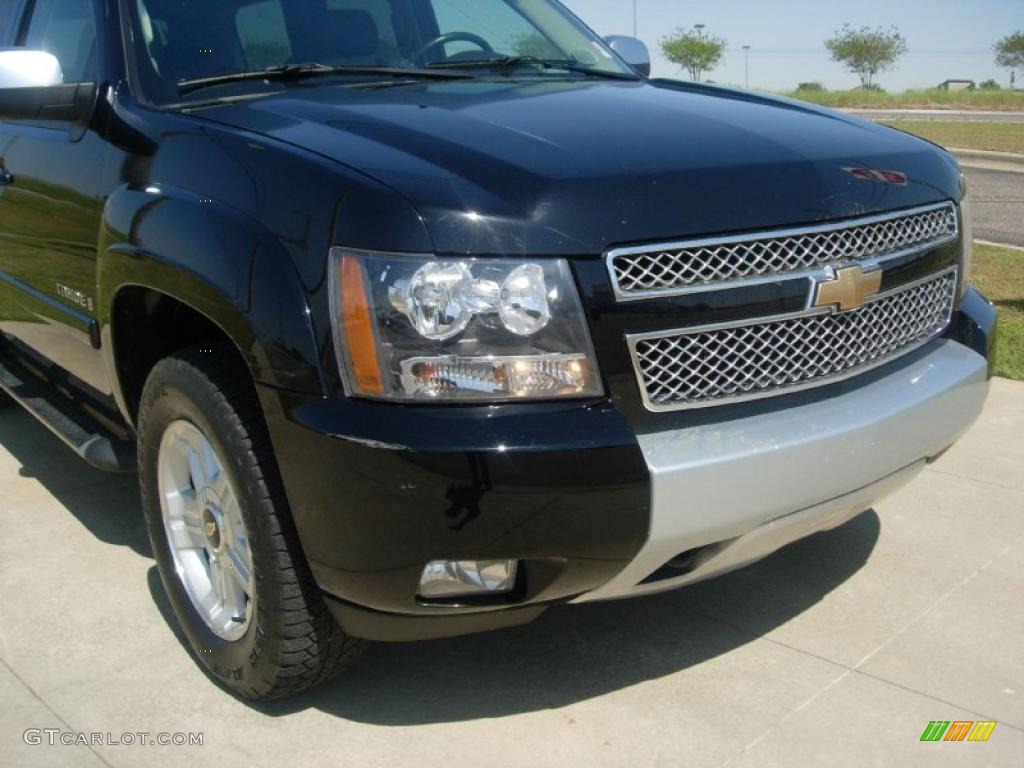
left=105, top=283, right=258, bottom=427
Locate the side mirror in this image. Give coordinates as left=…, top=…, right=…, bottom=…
left=0, top=49, right=64, bottom=87
left=604, top=36, right=651, bottom=77
left=0, top=49, right=95, bottom=122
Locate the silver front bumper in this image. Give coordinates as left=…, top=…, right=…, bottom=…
left=576, top=338, right=989, bottom=602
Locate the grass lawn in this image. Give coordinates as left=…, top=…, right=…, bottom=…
left=878, top=121, right=1024, bottom=154
left=971, top=243, right=1024, bottom=380
left=780, top=88, right=1024, bottom=111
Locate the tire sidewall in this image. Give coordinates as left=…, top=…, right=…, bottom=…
left=139, top=364, right=276, bottom=692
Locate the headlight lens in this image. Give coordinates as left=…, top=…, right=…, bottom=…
left=330, top=249, right=603, bottom=402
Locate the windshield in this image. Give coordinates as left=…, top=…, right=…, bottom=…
left=127, top=0, right=635, bottom=104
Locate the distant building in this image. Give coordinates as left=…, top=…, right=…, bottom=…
left=937, top=79, right=975, bottom=91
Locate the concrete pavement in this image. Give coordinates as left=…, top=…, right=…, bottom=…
left=0, top=379, right=1022, bottom=767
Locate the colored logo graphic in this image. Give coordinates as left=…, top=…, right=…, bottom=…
left=842, top=167, right=909, bottom=186
left=920, top=721, right=997, bottom=742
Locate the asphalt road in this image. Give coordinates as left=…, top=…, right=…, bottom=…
left=845, top=109, right=1024, bottom=123
left=963, top=166, right=1024, bottom=248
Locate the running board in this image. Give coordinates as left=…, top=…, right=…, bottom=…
left=0, top=345, right=135, bottom=473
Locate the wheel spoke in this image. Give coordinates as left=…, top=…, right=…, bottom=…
left=168, top=519, right=206, bottom=551
left=216, top=559, right=249, bottom=625
left=165, top=489, right=206, bottom=550
left=210, top=558, right=230, bottom=602
left=157, top=420, right=254, bottom=641
left=187, top=449, right=208, bottom=494
left=225, top=546, right=253, bottom=596
left=212, top=467, right=233, bottom=509
left=199, top=439, right=222, bottom=494
left=196, top=562, right=222, bottom=616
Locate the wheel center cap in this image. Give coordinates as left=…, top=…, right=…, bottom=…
left=201, top=507, right=223, bottom=551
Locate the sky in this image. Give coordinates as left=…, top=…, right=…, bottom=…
left=559, top=0, right=1024, bottom=91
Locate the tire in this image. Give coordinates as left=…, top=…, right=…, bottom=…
left=138, top=347, right=365, bottom=700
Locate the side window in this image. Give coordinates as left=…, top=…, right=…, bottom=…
left=21, top=0, right=98, bottom=83
left=236, top=0, right=291, bottom=69
left=0, top=0, right=23, bottom=45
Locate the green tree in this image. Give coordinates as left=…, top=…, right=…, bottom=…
left=661, top=28, right=727, bottom=82
left=979, top=78, right=1001, bottom=90
left=994, top=31, right=1024, bottom=78
left=825, top=24, right=908, bottom=89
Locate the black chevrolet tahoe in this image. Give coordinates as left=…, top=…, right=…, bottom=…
left=0, top=0, right=996, bottom=700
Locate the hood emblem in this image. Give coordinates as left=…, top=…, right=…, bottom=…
left=813, top=265, right=883, bottom=312
left=842, top=167, right=908, bottom=186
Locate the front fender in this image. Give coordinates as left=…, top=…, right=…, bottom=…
left=98, top=184, right=323, bottom=421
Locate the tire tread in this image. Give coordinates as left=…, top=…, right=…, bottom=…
left=138, top=347, right=364, bottom=700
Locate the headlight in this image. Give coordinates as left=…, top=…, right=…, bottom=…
left=959, top=193, right=973, bottom=300
left=329, top=249, right=603, bottom=402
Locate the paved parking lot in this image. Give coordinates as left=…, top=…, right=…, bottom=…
left=1, top=379, right=1021, bottom=768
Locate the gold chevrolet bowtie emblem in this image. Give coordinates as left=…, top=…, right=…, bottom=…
left=813, top=265, right=883, bottom=312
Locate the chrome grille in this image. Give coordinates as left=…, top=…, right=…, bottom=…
left=630, top=270, right=957, bottom=410
left=609, top=203, right=957, bottom=298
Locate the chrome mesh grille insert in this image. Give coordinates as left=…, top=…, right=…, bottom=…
left=610, top=203, right=957, bottom=296
left=631, top=271, right=957, bottom=410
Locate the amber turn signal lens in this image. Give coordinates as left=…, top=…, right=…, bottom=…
left=339, top=255, right=384, bottom=395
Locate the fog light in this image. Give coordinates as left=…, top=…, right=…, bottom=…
left=418, top=559, right=519, bottom=599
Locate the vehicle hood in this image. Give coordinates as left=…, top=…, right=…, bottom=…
left=196, top=79, right=962, bottom=256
